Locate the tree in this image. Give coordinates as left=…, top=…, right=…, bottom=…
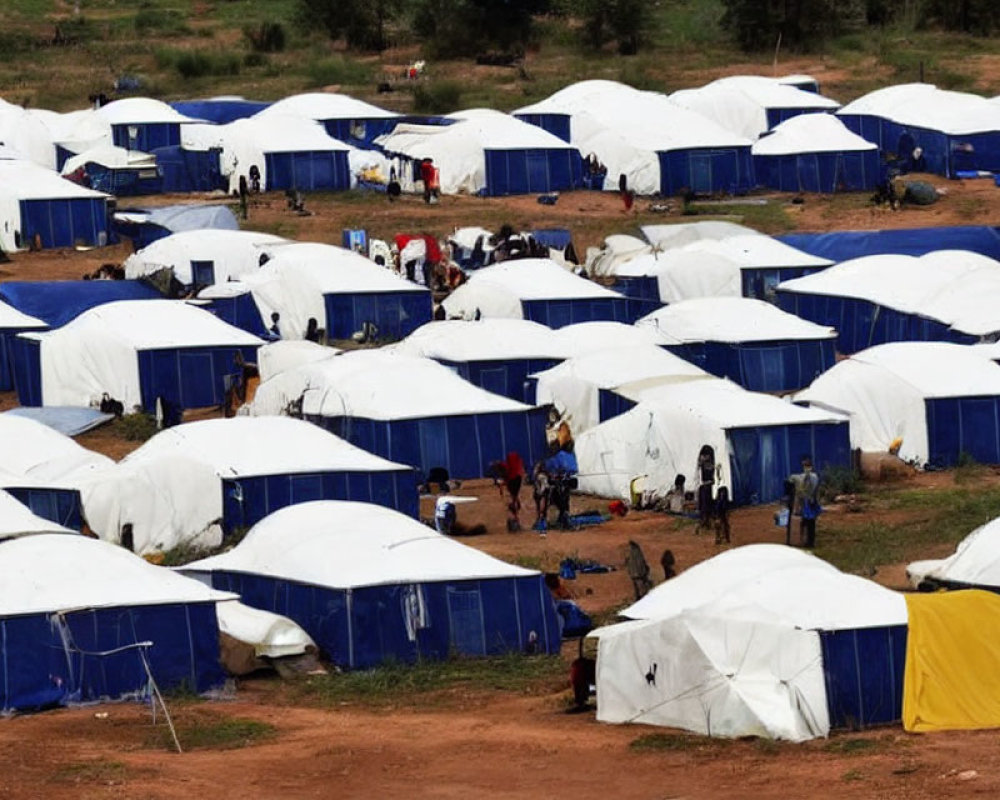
left=720, top=0, right=864, bottom=53
left=298, top=0, right=401, bottom=51
left=579, top=0, right=652, bottom=54
left=412, top=0, right=549, bottom=56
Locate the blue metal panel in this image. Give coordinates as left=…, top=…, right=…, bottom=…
left=4, top=486, right=83, bottom=530
left=153, top=146, right=225, bottom=193
left=820, top=625, right=907, bottom=730
left=658, top=147, right=754, bottom=196
left=520, top=297, right=629, bottom=328
left=322, top=290, right=432, bottom=341
left=263, top=151, right=351, bottom=191
left=513, top=113, right=572, bottom=143
left=9, top=335, right=42, bottom=406
left=202, top=293, right=267, bottom=337
left=137, top=345, right=258, bottom=412
left=753, top=149, right=880, bottom=193
left=0, top=281, right=161, bottom=328
left=112, top=122, right=180, bottom=153
left=171, top=100, right=270, bottom=124
left=778, top=226, right=1000, bottom=262
left=927, top=396, right=1000, bottom=468
left=19, top=198, right=108, bottom=249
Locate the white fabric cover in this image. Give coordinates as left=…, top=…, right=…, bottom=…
left=30, top=107, right=112, bottom=159
left=237, top=241, right=428, bottom=340
left=531, top=346, right=711, bottom=433
left=80, top=416, right=408, bottom=554
left=0, top=414, right=112, bottom=481
left=19, top=300, right=263, bottom=409
left=553, top=321, right=673, bottom=353
left=0, top=533, right=233, bottom=616
left=96, top=97, right=198, bottom=125
left=0, top=489, right=74, bottom=539
left=615, top=250, right=744, bottom=303
left=752, top=113, right=876, bottom=155
left=595, top=603, right=829, bottom=740
left=838, top=83, right=1000, bottom=137
left=0, top=160, right=110, bottom=252
left=796, top=342, right=1000, bottom=464
left=61, top=145, right=156, bottom=175
left=672, top=75, right=839, bottom=140
left=0, top=299, right=46, bottom=330
left=515, top=80, right=751, bottom=194
left=636, top=297, right=836, bottom=343
left=124, top=229, right=286, bottom=285
left=216, top=600, right=316, bottom=658
left=0, top=100, right=58, bottom=168
left=586, top=234, right=653, bottom=278
left=247, top=350, right=531, bottom=420
left=260, top=92, right=398, bottom=122
left=906, top=517, right=1000, bottom=589
left=640, top=221, right=758, bottom=248
left=182, top=500, right=539, bottom=588
left=392, top=318, right=568, bottom=362
left=375, top=108, right=578, bottom=195
left=575, top=380, right=844, bottom=499
left=256, top=340, right=338, bottom=381
left=442, top=259, right=624, bottom=321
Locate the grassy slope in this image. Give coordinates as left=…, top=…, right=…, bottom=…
left=2, top=1, right=999, bottom=112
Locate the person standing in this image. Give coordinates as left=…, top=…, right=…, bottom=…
left=695, top=445, right=716, bottom=535
left=790, top=457, right=821, bottom=548
left=625, top=540, right=653, bottom=600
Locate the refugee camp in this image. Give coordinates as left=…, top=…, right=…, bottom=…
left=8, top=1, right=1000, bottom=798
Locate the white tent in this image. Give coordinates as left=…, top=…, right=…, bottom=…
left=585, top=234, right=653, bottom=278
left=123, top=229, right=286, bottom=286
left=671, top=75, right=840, bottom=140
left=908, top=517, right=1000, bottom=590
left=256, top=339, right=339, bottom=381
left=0, top=489, right=75, bottom=540
left=752, top=113, right=877, bottom=156
left=608, top=249, right=744, bottom=303
left=60, top=144, right=157, bottom=175
left=0, top=414, right=112, bottom=482
left=441, top=258, right=625, bottom=321
left=0, top=98, right=58, bottom=168
left=575, top=379, right=845, bottom=501
left=17, top=300, right=263, bottom=409
left=96, top=97, right=198, bottom=127
left=636, top=297, right=836, bottom=344
left=246, top=350, right=532, bottom=420
left=391, top=318, right=569, bottom=363
left=796, top=342, right=1000, bottom=465
left=215, top=600, right=316, bottom=664
left=235, top=241, right=428, bottom=339
left=594, top=544, right=906, bottom=740
left=79, top=416, right=410, bottom=555
left=838, top=83, right=1000, bottom=137
left=514, top=80, right=752, bottom=195
left=552, top=321, right=673, bottom=354
left=375, top=108, right=580, bottom=195
left=531, top=345, right=711, bottom=433
left=260, top=92, right=399, bottom=124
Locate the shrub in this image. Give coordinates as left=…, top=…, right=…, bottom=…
left=243, top=21, right=286, bottom=52
left=135, top=7, right=191, bottom=36
left=304, top=56, right=372, bottom=87
left=412, top=81, right=463, bottom=114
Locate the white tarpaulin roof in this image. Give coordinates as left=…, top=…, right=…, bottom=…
left=247, top=350, right=532, bottom=420
left=636, top=297, right=836, bottom=343
left=391, top=318, right=568, bottom=362
left=123, top=229, right=286, bottom=285
left=0, top=533, right=233, bottom=616
left=641, top=222, right=831, bottom=269
left=620, top=543, right=908, bottom=627
left=260, top=92, right=399, bottom=121
left=236, top=241, right=428, bottom=340
left=838, top=83, right=1000, bottom=137
left=0, top=298, right=45, bottom=330
left=0, top=99, right=58, bottom=169
left=442, top=259, right=624, bottom=320
left=0, top=490, right=74, bottom=540
left=752, top=113, right=877, bottom=155
left=611, top=250, right=744, bottom=303
left=796, top=342, right=1000, bottom=463
left=553, top=321, right=674, bottom=353
left=61, top=144, right=156, bottom=174
left=96, top=97, right=199, bottom=125
left=672, top=75, right=839, bottom=140
left=0, top=414, right=112, bottom=482
left=19, top=300, right=263, bottom=409
left=907, top=517, right=1000, bottom=589
left=576, top=380, right=844, bottom=500
left=641, top=221, right=758, bottom=248
left=531, top=345, right=712, bottom=433
left=215, top=600, right=316, bottom=659
left=183, top=500, right=538, bottom=588
left=256, top=340, right=339, bottom=382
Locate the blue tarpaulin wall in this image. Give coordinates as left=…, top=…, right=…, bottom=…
left=765, top=106, right=834, bottom=129
left=18, top=197, right=109, bottom=250
left=927, top=396, right=1000, bottom=468
left=727, top=421, right=851, bottom=505
left=136, top=345, right=259, bottom=412
left=202, top=294, right=267, bottom=337
left=776, top=290, right=977, bottom=354
left=153, top=147, right=225, bottom=193
left=483, top=149, right=582, bottom=196
left=598, top=388, right=637, bottom=424
left=532, top=229, right=572, bottom=249
left=743, top=267, right=830, bottom=302
left=521, top=297, right=631, bottom=328
left=221, top=468, right=419, bottom=535
left=113, top=204, right=239, bottom=251
left=9, top=337, right=40, bottom=406
left=444, top=357, right=563, bottom=404
left=0, top=327, right=47, bottom=391
left=0, top=281, right=162, bottom=328
left=0, top=602, right=225, bottom=713
left=312, top=408, right=550, bottom=480
left=819, top=625, right=907, bottom=729
left=839, top=115, right=1000, bottom=177
left=112, top=122, right=181, bottom=153
left=322, top=118, right=400, bottom=148
left=666, top=339, right=836, bottom=393
left=513, top=113, right=572, bottom=143
left=657, top=147, right=755, bottom=195
left=753, top=149, right=881, bottom=193
left=84, top=165, right=163, bottom=197
left=264, top=151, right=351, bottom=191
left=205, top=571, right=560, bottom=669
left=171, top=99, right=270, bottom=124
left=323, top=291, right=432, bottom=342
left=4, top=486, right=82, bottom=530
left=777, top=226, right=1000, bottom=262
left=611, top=276, right=664, bottom=321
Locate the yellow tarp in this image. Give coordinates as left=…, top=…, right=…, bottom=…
left=903, top=590, right=1000, bottom=732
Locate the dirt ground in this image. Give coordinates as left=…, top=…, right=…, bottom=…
left=4, top=184, right=1000, bottom=798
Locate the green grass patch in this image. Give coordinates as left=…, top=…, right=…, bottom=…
left=146, top=716, right=276, bottom=752
left=304, top=55, right=372, bottom=88
left=412, top=80, right=464, bottom=114
left=134, top=6, right=191, bottom=37
left=685, top=202, right=796, bottom=234
left=293, top=653, right=566, bottom=707
left=112, top=412, right=158, bottom=442
left=50, top=759, right=130, bottom=784
left=823, top=737, right=880, bottom=755
left=842, top=767, right=866, bottom=782
left=630, top=732, right=732, bottom=752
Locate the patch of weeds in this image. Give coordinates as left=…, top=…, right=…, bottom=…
left=412, top=80, right=464, bottom=114
left=50, top=759, right=130, bottom=784
left=304, top=56, right=372, bottom=88
left=824, top=737, right=880, bottom=755
left=512, top=554, right=545, bottom=571
left=113, top=412, right=158, bottom=442
left=842, top=767, right=866, bottom=782
left=630, top=732, right=731, bottom=752
left=820, top=465, right=864, bottom=502
left=293, top=653, right=565, bottom=707
left=146, top=716, right=276, bottom=752
left=134, top=7, right=191, bottom=37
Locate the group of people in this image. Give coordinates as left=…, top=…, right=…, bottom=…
left=491, top=450, right=576, bottom=534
